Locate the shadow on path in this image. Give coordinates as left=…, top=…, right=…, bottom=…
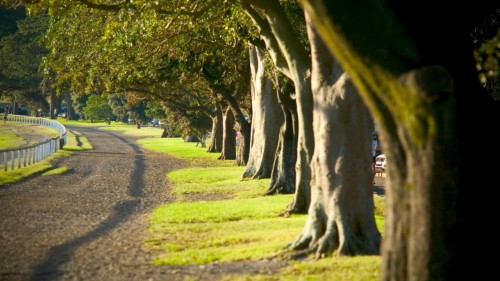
left=29, top=127, right=147, bottom=281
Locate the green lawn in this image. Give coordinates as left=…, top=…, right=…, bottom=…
left=0, top=122, right=60, bottom=149
left=137, top=129, right=385, bottom=280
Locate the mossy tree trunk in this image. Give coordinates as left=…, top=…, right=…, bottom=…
left=242, top=45, right=283, bottom=179
left=291, top=16, right=380, bottom=256
left=302, top=0, right=499, bottom=279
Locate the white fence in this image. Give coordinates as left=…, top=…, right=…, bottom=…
left=1, top=115, right=67, bottom=172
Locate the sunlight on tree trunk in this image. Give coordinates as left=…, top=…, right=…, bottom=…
left=290, top=18, right=380, bottom=256
left=242, top=46, right=283, bottom=179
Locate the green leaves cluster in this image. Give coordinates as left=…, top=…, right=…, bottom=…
left=82, top=94, right=112, bottom=121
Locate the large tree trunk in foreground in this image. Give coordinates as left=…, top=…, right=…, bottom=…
left=267, top=79, right=298, bottom=195
left=207, top=104, right=223, bottom=153
left=218, top=107, right=236, bottom=160
left=242, top=46, right=283, bottom=179
left=291, top=20, right=380, bottom=256
left=303, top=1, right=500, bottom=279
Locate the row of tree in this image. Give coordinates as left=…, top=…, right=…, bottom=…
left=1, top=1, right=499, bottom=280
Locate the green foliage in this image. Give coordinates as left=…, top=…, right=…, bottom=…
left=472, top=9, right=500, bottom=99
left=0, top=9, right=49, bottom=108
left=82, top=95, right=113, bottom=122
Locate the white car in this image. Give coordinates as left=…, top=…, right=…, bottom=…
left=374, top=154, right=386, bottom=172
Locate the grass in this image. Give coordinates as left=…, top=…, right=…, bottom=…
left=0, top=124, right=91, bottom=186
left=0, top=122, right=60, bottom=149
left=147, top=196, right=305, bottom=265
left=138, top=126, right=386, bottom=280
left=168, top=166, right=271, bottom=200
left=138, top=137, right=235, bottom=167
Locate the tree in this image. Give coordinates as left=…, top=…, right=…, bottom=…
left=301, top=0, right=499, bottom=279
left=241, top=45, right=283, bottom=179
left=240, top=0, right=314, bottom=213
left=82, top=94, right=112, bottom=123
left=472, top=8, right=500, bottom=100
left=289, top=14, right=381, bottom=257
left=0, top=9, right=49, bottom=114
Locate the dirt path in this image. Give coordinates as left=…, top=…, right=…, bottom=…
left=0, top=126, right=288, bottom=281
left=0, top=126, right=187, bottom=280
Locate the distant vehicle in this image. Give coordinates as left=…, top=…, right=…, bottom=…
left=57, top=112, right=67, bottom=118
left=374, top=154, right=386, bottom=172
left=150, top=118, right=159, bottom=127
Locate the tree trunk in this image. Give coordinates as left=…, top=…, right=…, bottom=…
left=302, top=1, right=500, bottom=279
left=235, top=120, right=251, bottom=166
left=65, top=93, right=73, bottom=120
left=49, top=90, right=56, bottom=119
left=242, top=46, right=283, bottom=179
left=207, top=103, right=223, bottom=153
left=245, top=0, right=315, bottom=214
left=290, top=19, right=380, bottom=256
left=218, top=107, right=236, bottom=160
left=267, top=80, right=298, bottom=195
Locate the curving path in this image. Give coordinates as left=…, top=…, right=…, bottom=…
left=0, top=126, right=188, bottom=280
left=0, top=126, right=288, bottom=281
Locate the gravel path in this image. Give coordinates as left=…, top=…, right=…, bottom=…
left=0, top=126, right=287, bottom=281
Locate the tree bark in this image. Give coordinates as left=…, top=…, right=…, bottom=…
left=302, top=0, right=500, bottom=279
left=218, top=107, right=236, bottom=160
left=49, top=90, right=56, bottom=119
left=235, top=120, right=251, bottom=166
left=207, top=103, right=223, bottom=153
left=290, top=17, right=381, bottom=256
left=242, top=45, right=283, bottom=179
left=244, top=0, right=314, bottom=213
left=267, top=78, right=298, bottom=195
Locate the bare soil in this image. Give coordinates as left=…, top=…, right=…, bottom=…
left=0, top=126, right=287, bottom=281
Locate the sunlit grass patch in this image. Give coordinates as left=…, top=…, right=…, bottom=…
left=285, top=255, right=381, bottom=281
left=0, top=151, right=64, bottom=185
left=147, top=195, right=305, bottom=265
left=138, top=137, right=234, bottom=167
left=41, top=167, right=70, bottom=176
left=0, top=122, right=60, bottom=149
left=64, top=130, right=92, bottom=151
left=169, top=166, right=270, bottom=200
